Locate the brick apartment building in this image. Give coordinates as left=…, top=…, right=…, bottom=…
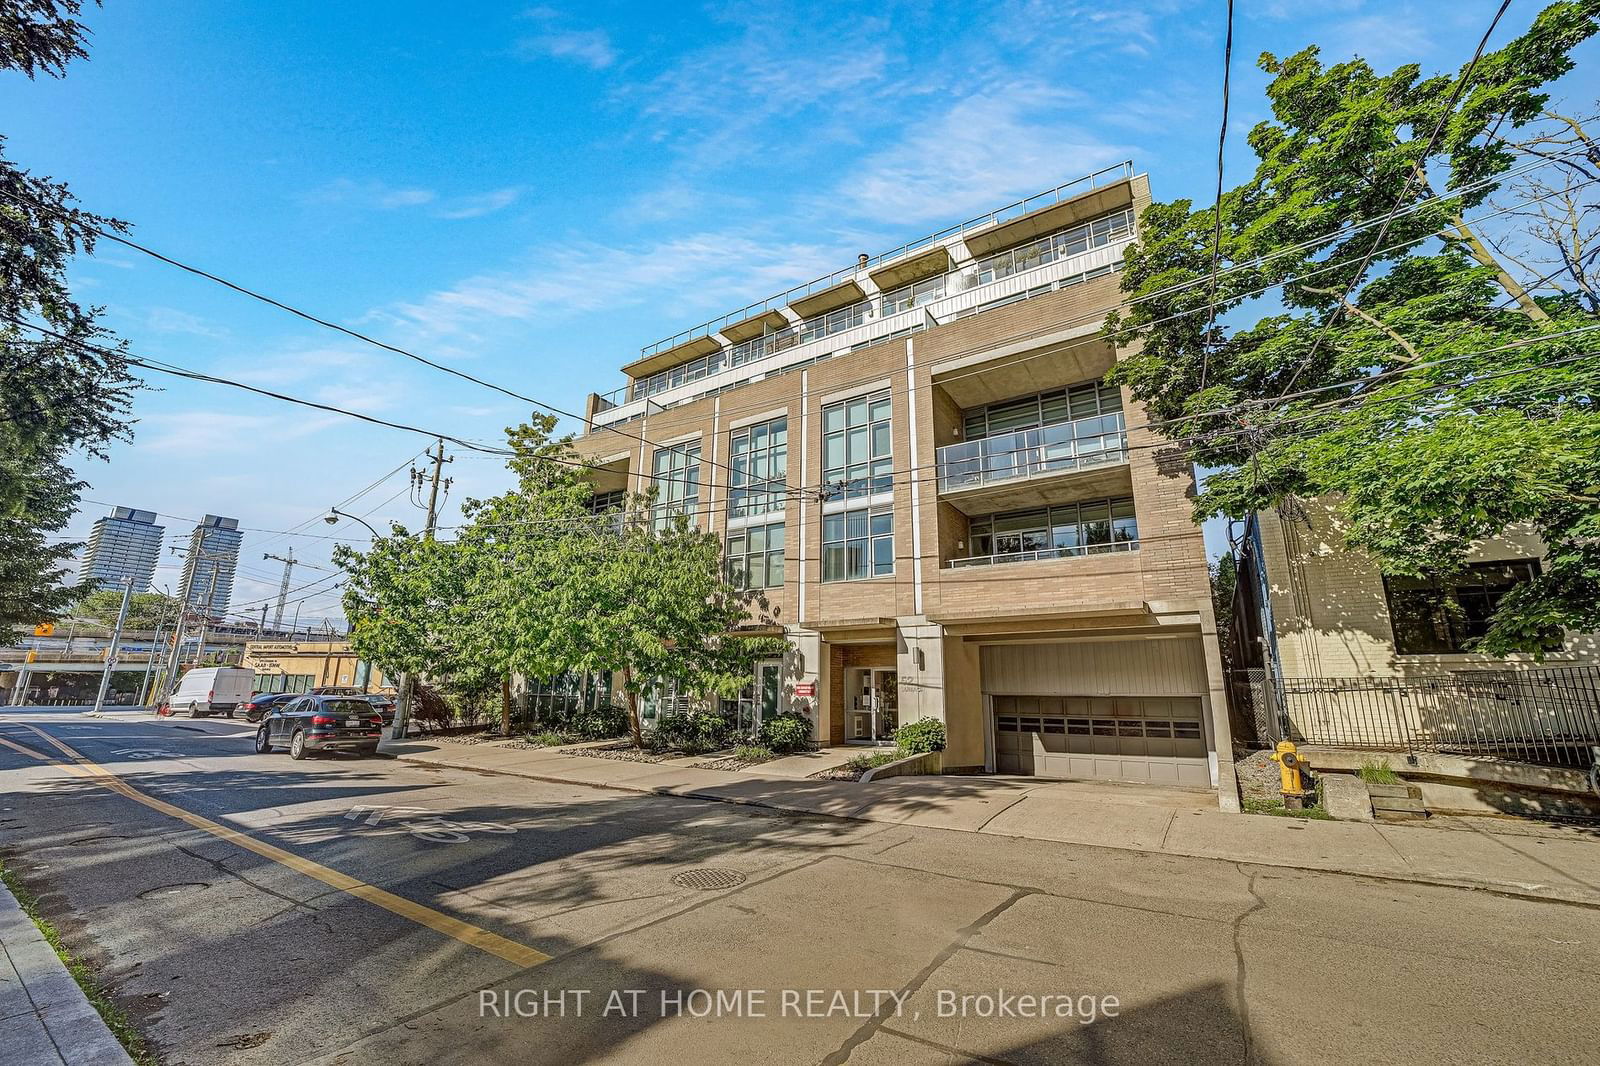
left=571, top=164, right=1234, bottom=795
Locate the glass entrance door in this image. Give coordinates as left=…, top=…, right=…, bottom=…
left=846, top=667, right=898, bottom=744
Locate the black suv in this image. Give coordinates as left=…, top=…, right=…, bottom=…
left=254, top=694, right=385, bottom=760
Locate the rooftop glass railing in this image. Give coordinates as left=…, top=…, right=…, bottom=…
left=937, top=412, right=1128, bottom=493
left=635, top=161, right=1135, bottom=359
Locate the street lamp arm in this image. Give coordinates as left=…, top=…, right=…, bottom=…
left=326, top=507, right=381, bottom=540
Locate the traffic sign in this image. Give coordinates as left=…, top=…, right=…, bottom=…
left=33, top=623, right=54, bottom=637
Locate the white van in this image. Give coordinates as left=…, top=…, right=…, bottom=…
left=163, top=667, right=256, bottom=719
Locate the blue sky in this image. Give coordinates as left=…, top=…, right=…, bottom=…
left=5, top=1, right=1595, bottom=626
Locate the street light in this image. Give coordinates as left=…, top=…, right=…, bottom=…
left=325, top=508, right=381, bottom=540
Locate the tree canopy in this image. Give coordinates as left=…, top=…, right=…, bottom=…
left=0, top=0, right=137, bottom=628
left=1107, top=0, right=1600, bottom=654
left=339, top=417, right=780, bottom=741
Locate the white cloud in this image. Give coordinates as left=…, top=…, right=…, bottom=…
left=135, top=409, right=342, bottom=454
left=145, top=307, right=229, bottom=339
left=623, top=11, right=896, bottom=162
left=435, top=187, right=525, bottom=220
left=307, top=179, right=524, bottom=220
left=517, top=28, right=617, bottom=70
left=385, top=230, right=844, bottom=342
left=306, top=179, right=437, bottom=210
left=835, top=83, right=1130, bottom=224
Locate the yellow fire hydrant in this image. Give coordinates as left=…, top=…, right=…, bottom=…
left=1269, top=739, right=1310, bottom=809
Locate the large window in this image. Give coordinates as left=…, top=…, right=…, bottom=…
left=823, top=506, right=893, bottom=582
left=727, top=522, right=785, bottom=590
left=650, top=441, right=701, bottom=530
left=822, top=389, right=892, bottom=501
left=963, top=381, right=1122, bottom=440
left=963, top=498, right=1138, bottom=564
left=728, top=417, right=787, bottom=519
left=1383, top=560, right=1551, bottom=654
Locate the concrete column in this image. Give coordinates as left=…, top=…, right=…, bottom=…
left=895, top=616, right=946, bottom=732
left=784, top=625, right=826, bottom=744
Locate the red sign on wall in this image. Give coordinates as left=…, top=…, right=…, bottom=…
left=793, top=682, right=816, bottom=697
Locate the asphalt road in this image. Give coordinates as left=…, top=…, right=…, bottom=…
left=1, top=705, right=1596, bottom=1066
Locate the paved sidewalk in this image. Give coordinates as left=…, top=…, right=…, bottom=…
left=386, top=737, right=1600, bottom=907
left=0, top=879, right=133, bottom=1065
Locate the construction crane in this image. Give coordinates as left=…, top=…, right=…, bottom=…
left=263, top=548, right=296, bottom=632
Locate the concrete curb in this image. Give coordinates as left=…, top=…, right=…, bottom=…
left=0, top=878, right=134, bottom=1065
left=391, top=747, right=1600, bottom=909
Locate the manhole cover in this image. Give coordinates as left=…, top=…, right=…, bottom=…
left=671, top=868, right=746, bottom=891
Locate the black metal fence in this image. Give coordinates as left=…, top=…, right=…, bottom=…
left=1229, top=666, right=1600, bottom=769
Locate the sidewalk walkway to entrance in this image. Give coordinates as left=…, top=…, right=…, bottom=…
left=382, top=738, right=1600, bottom=908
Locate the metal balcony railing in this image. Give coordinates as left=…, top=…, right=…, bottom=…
left=937, top=412, right=1128, bottom=493
left=635, top=160, right=1136, bottom=360
left=946, top=538, right=1140, bottom=568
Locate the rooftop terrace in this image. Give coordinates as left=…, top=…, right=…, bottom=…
left=587, top=161, right=1143, bottom=430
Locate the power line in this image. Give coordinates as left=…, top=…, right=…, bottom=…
left=1199, top=0, right=1235, bottom=391
left=615, top=150, right=1592, bottom=436
left=1276, top=0, right=1516, bottom=398
left=0, top=187, right=804, bottom=503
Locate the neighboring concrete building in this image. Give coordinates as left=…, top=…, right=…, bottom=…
left=1232, top=497, right=1600, bottom=680
left=179, top=515, right=242, bottom=615
left=240, top=640, right=391, bottom=694
left=1229, top=497, right=1600, bottom=760
left=571, top=163, right=1233, bottom=796
left=80, top=506, right=164, bottom=592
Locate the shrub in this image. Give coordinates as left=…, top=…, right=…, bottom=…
left=568, top=701, right=629, bottom=740
left=530, top=729, right=567, bottom=747
left=759, top=711, right=813, bottom=753
left=895, top=717, right=946, bottom=755
left=649, top=709, right=737, bottom=754
left=733, top=744, right=774, bottom=763
left=845, top=751, right=901, bottom=773
left=411, top=682, right=452, bottom=732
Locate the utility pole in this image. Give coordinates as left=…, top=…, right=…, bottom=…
left=91, top=579, right=133, bottom=715
left=258, top=603, right=267, bottom=635
left=193, top=565, right=222, bottom=666
left=160, top=544, right=229, bottom=705
left=263, top=548, right=297, bottom=630
left=392, top=437, right=452, bottom=740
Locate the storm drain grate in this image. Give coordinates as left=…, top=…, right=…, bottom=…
left=671, top=868, right=746, bottom=891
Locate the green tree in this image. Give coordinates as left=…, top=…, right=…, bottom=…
left=1, top=1, right=138, bottom=628
left=1107, top=1, right=1600, bottom=654
left=69, top=589, right=178, bottom=630
left=559, top=505, right=779, bottom=748
left=335, top=528, right=463, bottom=691
left=448, top=414, right=598, bottom=734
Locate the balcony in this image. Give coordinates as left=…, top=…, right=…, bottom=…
left=948, top=539, right=1140, bottom=569
left=937, top=412, right=1128, bottom=496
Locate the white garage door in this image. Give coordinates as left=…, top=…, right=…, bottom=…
left=983, top=640, right=1211, bottom=786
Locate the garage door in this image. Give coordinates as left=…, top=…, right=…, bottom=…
left=983, top=641, right=1211, bottom=786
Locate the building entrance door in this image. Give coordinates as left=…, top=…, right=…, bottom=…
left=846, top=667, right=898, bottom=744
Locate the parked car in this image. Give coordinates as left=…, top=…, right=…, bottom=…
left=239, top=692, right=298, bottom=724
left=159, top=667, right=256, bottom=719
left=363, top=693, right=397, bottom=723
left=253, top=694, right=384, bottom=760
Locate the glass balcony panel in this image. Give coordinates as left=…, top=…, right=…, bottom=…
left=937, top=411, right=1127, bottom=493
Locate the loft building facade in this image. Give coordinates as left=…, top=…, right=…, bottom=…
left=80, top=506, right=165, bottom=592
left=572, top=164, right=1234, bottom=800
left=179, top=515, right=242, bottom=616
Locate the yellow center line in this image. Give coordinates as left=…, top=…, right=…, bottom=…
left=11, top=722, right=550, bottom=969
